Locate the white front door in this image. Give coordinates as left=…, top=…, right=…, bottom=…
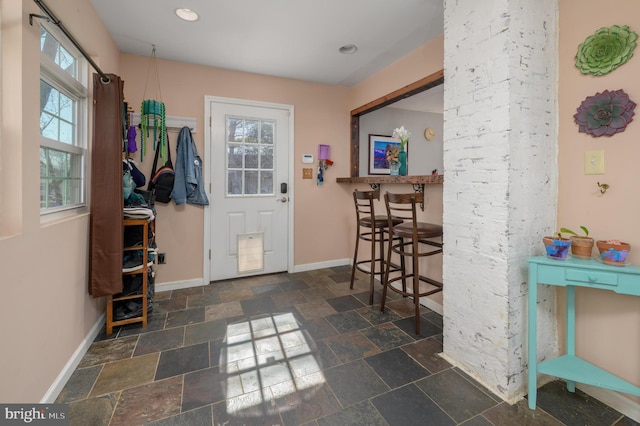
left=207, top=97, right=292, bottom=281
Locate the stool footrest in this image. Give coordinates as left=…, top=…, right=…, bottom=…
left=385, top=261, right=403, bottom=274
left=355, top=258, right=385, bottom=275
left=391, top=243, right=443, bottom=258
left=418, top=240, right=443, bottom=248
left=386, top=274, right=443, bottom=299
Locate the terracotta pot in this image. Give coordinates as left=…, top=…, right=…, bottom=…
left=570, top=236, right=594, bottom=259
left=596, top=240, right=631, bottom=266
left=543, top=236, right=571, bottom=260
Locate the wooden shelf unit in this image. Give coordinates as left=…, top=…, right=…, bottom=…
left=105, top=218, right=153, bottom=335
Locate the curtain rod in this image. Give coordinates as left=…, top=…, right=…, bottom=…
left=30, top=0, right=111, bottom=84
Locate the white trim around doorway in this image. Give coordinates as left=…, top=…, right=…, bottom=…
left=202, top=96, right=295, bottom=285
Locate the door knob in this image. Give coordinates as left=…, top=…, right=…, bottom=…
left=277, top=196, right=288, bottom=202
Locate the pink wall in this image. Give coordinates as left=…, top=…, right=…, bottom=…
left=119, top=35, right=445, bottom=284
left=0, top=0, right=120, bottom=402
left=120, top=55, right=352, bottom=282
left=350, top=35, right=444, bottom=111
left=8, top=0, right=635, bottom=408
left=558, top=0, right=640, bottom=404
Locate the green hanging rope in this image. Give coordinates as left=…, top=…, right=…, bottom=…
left=140, top=46, right=166, bottom=162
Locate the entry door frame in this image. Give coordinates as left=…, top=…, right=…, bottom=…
left=202, top=96, right=295, bottom=285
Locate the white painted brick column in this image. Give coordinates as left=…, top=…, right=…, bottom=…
left=442, top=0, right=559, bottom=402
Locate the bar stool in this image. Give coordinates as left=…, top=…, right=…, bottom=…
left=350, top=190, right=403, bottom=304
left=382, top=192, right=443, bottom=334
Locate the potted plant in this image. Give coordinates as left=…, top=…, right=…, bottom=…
left=560, top=226, right=594, bottom=259
left=596, top=239, right=631, bottom=266
left=542, top=232, right=572, bottom=260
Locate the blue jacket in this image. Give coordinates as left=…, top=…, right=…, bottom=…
left=171, top=126, right=209, bottom=206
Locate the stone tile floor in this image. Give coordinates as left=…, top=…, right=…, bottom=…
left=56, top=266, right=638, bottom=425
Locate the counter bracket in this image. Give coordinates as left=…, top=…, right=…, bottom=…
left=412, top=184, right=425, bottom=210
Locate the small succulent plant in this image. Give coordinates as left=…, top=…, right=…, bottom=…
left=560, top=226, right=589, bottom=238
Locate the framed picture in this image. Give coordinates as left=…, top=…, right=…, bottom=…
left=368, top=134, right=407, bottom=175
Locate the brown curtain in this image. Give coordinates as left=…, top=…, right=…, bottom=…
left=89, top=74, right=125, bottom=297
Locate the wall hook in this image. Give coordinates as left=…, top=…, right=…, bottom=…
left=597, top=182, right=609, bottom=194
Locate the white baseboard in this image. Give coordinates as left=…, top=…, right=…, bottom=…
left=157, top=262, right=351, bottom=293
left=292, top=258, right=351, bottom=273
left=155, top=278, right=205, bottom=292
left=42, top=278, right=204, bottom=402
left=43, top=277, right=204, bottom=402
left=41, top=313, right=105, bottom=403
left=418, top=297, right=443, bottom=315
left=576, top=383, right=640, bottom=422
left=438, top=351, right=639, bottom=420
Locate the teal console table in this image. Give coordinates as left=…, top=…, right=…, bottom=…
left=527, top=255, right=640, bottom=409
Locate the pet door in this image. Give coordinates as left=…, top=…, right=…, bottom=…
left=237, top=232, right=264, bottom=273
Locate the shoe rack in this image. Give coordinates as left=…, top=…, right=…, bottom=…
left=105, top=218, right=154, bottom=335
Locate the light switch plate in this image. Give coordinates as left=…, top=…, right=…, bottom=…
left=584, top=150, right=605, bottom=175
left=302, top=168, right=313, bottom=179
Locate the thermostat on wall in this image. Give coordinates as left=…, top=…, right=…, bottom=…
left=302, top=154, right=314, bottom=163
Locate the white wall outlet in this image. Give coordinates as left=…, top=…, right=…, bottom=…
left=584, top=150, right=605, bottom=175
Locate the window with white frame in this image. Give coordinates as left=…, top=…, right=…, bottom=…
left=39, top=24, right=88, bottom=213
left=226, top=116, right=275, bottom=196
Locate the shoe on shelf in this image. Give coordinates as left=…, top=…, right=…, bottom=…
left=114, top=275, right=143, bottom=298
left=123, top=225, right=144, bottom=249
left=123, top=251, right=144, bottom=272
left=114, top=300, right=143, bottom=321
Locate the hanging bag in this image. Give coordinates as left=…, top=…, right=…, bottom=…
left=148, top=131, right=174, bottom=203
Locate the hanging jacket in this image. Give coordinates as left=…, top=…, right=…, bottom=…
left=171, top=126, right=209, bottom=206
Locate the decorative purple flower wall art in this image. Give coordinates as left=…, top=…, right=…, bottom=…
left=573, top=89, right=636, bottom=137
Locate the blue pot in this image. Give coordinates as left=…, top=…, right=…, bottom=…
left=543, top=237, right=571, bottom=260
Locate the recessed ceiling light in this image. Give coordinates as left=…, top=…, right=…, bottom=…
left=339, top=44, right=358, bottom=54
left=176, top=8, right=199, bottom=22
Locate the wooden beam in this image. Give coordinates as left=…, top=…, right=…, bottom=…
left=351, top=70, right=444, bottom=117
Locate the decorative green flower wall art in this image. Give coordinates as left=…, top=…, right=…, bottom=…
left=574, top=89, right=636, bottom=137
left=575, top=25, right=638, bottom=76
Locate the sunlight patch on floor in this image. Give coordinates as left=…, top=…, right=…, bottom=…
left=220, top=312, right=325, bottom=417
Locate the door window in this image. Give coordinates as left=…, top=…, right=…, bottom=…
left=226, top=116, right=275, bottom=196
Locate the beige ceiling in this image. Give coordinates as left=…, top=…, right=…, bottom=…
left=90, top=0, right=444, bottom=88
